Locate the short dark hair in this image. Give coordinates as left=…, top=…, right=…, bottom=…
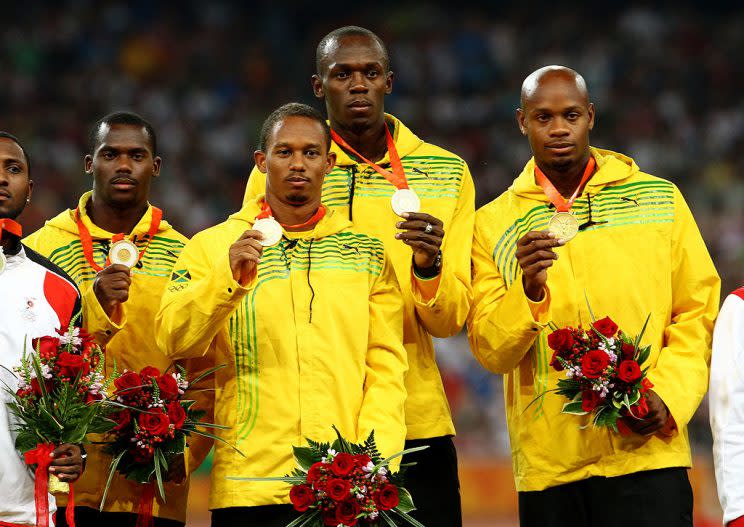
left=0, top=131, right=31, bottom=176
left=316, top=26, right=389, bottom=75
left=258, top=103, right=331, bottom=152
left=89, top=111, right=158, bottom=156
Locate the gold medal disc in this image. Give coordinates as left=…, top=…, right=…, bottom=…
left=109, top=239, right=139, bottom=268
left=391, top=188, right=421, bottom=217
left=547, top=212, right=579, bottom=242
left=253, top=218, right=282, bottom=247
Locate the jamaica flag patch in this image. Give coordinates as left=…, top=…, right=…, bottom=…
left=171, top=269, right=191, bottom=283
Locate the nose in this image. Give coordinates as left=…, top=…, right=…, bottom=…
left=289, top=151, right=306, bottom=171
left=116, top=154, right=133, bottom=173
left=549, top=117, right=570, bottom=137
left=349, top=71, right=368, bottom=93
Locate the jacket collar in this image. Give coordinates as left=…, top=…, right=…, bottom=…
left=331, top=113, right=424, bottom=167
left=510, top=147, right=640, bottom=203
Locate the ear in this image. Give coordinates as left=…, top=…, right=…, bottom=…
left=84, top=154, right=93, bottom=174
left=254, top=151, right=267, bottom=173
left=26, top=179, right=34, bottom=203
left=311, top=74, right=324, bottom=99
left=516, top=108, right=527, bottom=136
left=385, top=70, right=394, bottom=95
left=587, top=102, right=595, bottom=131
left=325, top=151, right=337, bottom=174
left=152, top=156, right=162, bottom=178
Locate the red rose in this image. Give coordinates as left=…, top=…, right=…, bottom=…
left=307, top=462, right=324, bottom=486
left=289, top=484, right=315, bottom=512
left=131, top=447, right=153, bottom=464
left=335, top=499, right=361, bottom=526
left=640, top=378, right=654, bottom=394
left=547, top=328, right=575, bottom=352
left=549, top=350, right=565, bottom=372
left=630, top=397, right=649, bottom=418
left=35, top=337, right=60, bottom=360
left=592, top=317, right=619, bottom=338
left=56, top=352, right=87, bottom=378
left=375, top=483, right=400, bottom=511
left=85, top=392, right=104, bottom=404
left=140, top=366, right=161, bottom=378
left=323, top=511, right=338, bottom=526
left=138, top=409, right=171, bottom=436
left=30, top=378, right=52, bottom=396
left=331, top=452, right=355, bottom=476
left=617, top=360, right=642, bottom=383
left=581, top=390, right=604, bottom=412
left=167, top=401, right=187, bottom=429
left=157, top=374, right=180, bottom=401
left=621, top=342, right=636, bottom=360
left=327, top=478, right=351, bottom=502
left=111, top=410, right=132, bottom=432
left=114, top=371, right=143, bottom=396
left=353, top=454, right=371, bottom=468
left=580, top=350, right=610, bottom=379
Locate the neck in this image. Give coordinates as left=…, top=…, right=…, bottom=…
left=1, top=234, right=20, bottom=255
left=265, top=195, right=322, bottom=232
left=330, top=114, right=388, bottom=162
left=88, top=194, right=148, bottom=235
left=537, top=152, right=592, bottom=198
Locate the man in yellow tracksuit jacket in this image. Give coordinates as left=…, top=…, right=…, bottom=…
left=243, top=27, right=473, bottom=525
left=468, top=66, right=720, bottom=526
left=24, top=112, right=210, bottom=527
left=156, top=103, right=408, bottom=526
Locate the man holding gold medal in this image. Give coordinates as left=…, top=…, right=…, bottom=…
left=156, top=103, right=408, bottom=526
left=24, top=112, right=210, bottom=527
left=242, top=27, right=474, bottom=526
left=467, top=66, right=719, bottom=526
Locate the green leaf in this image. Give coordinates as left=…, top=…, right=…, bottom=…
left=285, top=511, right=320, bottom=527
left=374, top=445, right=428, bottom=471
left=226, top=476, right=305, bottom=484
left=378, top=510, right=399, bottom=527
left=396, top=486, right=416, bottom=513
left=100, top=450, right=126, bottom=510
left=561, top=401, right=588, bottom=416
left=154, top=448, right=166, bottom=503
left=187, top=364, right=227, bottom=390
left=190, top=429, right=245, bottom=457
left=633, top=314, right=651, bottom=357
left=292, top=446, right=317, bottom=471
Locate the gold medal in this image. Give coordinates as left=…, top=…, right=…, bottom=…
left=547, top=212, right=579, bottom=242
left=253, top=218, right=282, bottom=247
left=109, top=239, right=139, bottom=268
left=0, top=249, right=6, bottom=275
left=391, top=188, right=421, bottom=217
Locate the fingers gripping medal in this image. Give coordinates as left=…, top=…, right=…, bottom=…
left=253, top=217, right=282, bottom=247
left=109, top=239, right=139, bottom=268
left=535, top=157, right=596, bottom=242
left=391, top=188, right=421, bottom=217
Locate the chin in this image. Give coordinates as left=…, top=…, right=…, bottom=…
left=285, top=192, right=310, bottom=205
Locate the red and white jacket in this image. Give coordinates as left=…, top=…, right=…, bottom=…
left=0, top=244, right=81, bottom=526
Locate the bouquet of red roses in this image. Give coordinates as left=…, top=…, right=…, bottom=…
left=4, top=321, right=111, bottom=527
left=102, top=364, right=230, bottom=526
left=546, top=314, right=654, bottom=433
left=230, top=427, right=426, bottom=527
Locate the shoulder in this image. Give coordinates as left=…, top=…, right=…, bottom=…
left=187, top=219, right=247, bottom=252
left=23, top=245, right=80, bottom=294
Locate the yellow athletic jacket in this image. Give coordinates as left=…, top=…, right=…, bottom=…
left=467, top=148, right=720, bottom=491
left=23, top=192, right=211, bottom=522
left=154, top=197, right=408, bottom=509
left=243, top=115, right=474, bottom=439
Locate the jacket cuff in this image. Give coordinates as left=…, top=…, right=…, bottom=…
left=411, top=268, right=442, bottom=303
left=83, top=285, right=126, bottom=346
left=526, top=284, right=551, bottom=324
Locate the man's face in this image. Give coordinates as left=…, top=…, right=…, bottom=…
left=85, top=123, right=160, bottom=208
left=0, top=138, right=32, bottom=220
left=255, top=116, right=336, bottom=206
left=517, top=75, right=595, bottom=172
left=312, top=35, right=393, bottom=130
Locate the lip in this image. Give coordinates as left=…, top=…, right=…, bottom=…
left=348, top=100, right=372, bottom=112
left=110, top=177, right=137, bottom=190
left=546, top=143, right=575, bottom=155
left=286, top=176, right=310, bottom=186
left=0, top=190, right=10, bottom=200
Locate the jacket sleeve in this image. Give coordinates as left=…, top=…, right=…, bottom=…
left=646, top=186, right=720, bottom=429
left=411, top=163, right=474, bottom=338
left=467, top=217, right=551, bottom=374
left=357, top=253, right=408, bottom=461
left=242, top=166, right=267, bottom=205
left=81, top=284, right=126, bottom=346
left=155, top=232, right=253, bottom=360
left=710, top=293, right=744, bottom=525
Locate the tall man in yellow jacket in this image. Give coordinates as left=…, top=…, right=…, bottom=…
left=156, top=103, right=408, bottom=526
left=24, top=112, right=208, bottom=527
left=243, top=27, right=473, bottom=526
left=468, top=66, right=720, bottom=526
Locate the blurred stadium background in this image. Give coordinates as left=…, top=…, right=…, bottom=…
left=4, top=1, right=740, bottom=525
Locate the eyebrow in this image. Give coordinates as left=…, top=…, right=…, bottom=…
left=531, top=105, right=585, bottom=113
left=330, top=61, right=383, bottom=70
left=98, top=145, right=150, bottom=153
left=273, top=142, right=322, bottom=148
left=2, top=156, right=25, bottom=165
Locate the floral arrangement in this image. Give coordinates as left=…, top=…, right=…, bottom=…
left=5, top=321, right=111, bottom=527
left=231, top=427, right=426, bottom=527
left=102, top=364, right=231, bottom=526
left=546, top=314, right=654, bottom=433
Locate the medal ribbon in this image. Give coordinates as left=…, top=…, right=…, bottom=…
left=330, top=126, right=408, bottom=189
left=75, top=206, right=163, bottom=271
left=0, top=218, right=22, bottom=239
left=535, top=157, right=596, bottom=212
left=255, top=201, right=326, bottom=229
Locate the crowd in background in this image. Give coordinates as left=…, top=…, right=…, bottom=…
left=3, top=1, right=741, bottom=458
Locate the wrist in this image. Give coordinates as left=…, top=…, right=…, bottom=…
left=413, top=250, right=442, bottom=279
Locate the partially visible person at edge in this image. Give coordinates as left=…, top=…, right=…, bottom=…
left=710, top=288, right=744, bottom=527
left=242, top=27, right=474, bottom=526
left=0, top=132, right=85, bottom=526
left=24, top=113, right=212, bottom=527
left=156, top=103, right=408, bottom=526
left=467, top=66, right=719, bottom=526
